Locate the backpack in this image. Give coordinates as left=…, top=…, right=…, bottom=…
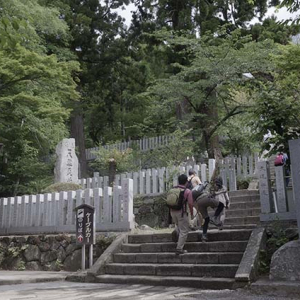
left=166, top=187, right=186, bottom=210
left=186, top=179, right=193, bottom=190
left=274, top=154, right=284, bottom=166
left=192, top=183, right=213, bottom=203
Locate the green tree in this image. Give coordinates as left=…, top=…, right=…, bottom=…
left=41, top=0, right=135, bottom=176
left=248, top=16, right=300, bottom=44
left=131, top=0, right=271, bottom=34
left=0, top=0, right=79, bottom=196
left=248, top=44, right=300, bottom=155
left=146, top=28, right=274, bottom=157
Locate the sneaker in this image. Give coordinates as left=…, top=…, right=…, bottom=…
left=202, top=234, right=208, bottom=242
left=175, top=249, right=187, bottom=255
left=218, top=222, right=224, bottom=231
left=171, top=230, right=179, bottom=243
left=209, top=216, right=220, bottom=226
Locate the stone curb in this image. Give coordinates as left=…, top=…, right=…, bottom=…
left=0, top=272, right=70, bottom=286
left=66, top=232, right=129, bottom=282
left=88, top=232, right=129, bottom=276
left=234, top=227, right=266, bottom=284
left=249, top=278, right=300, bottom=297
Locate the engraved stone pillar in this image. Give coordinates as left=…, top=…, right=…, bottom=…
left=54, top=138, right=79, bottom=183
left=288, top=139, right=300, bottom=233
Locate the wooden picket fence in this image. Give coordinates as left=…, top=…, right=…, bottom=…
left=0, top=179, right=134, bottom=235
left=80, top=162, right=210, bottom=195
left=80, top=154, right=259, bottom=194
left=219, top=154, right=259, bottom=190
left=85, top=135, right=174, bottom=161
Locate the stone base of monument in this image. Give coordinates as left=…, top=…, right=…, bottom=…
left=270, top=239, right=300, bottom=281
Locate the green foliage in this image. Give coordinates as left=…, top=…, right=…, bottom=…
left=0, top=0, right=80, bottom=197
left=218, top=109, right=260, bottom=156
left=259, top=221, right=292, bottom=275
left=95, top=234, right=116, bottom=252
left=0, top=0, right=70, bottom=52
left=236, top=176, right=252, bottom=190
left=132, top=0, right=271, bottom=34
left=1, top=0, right=300, bottom=197
left=0, top=244, right=28, bottom=270
left=147, top=27, right=274, bottom=156
left=279, top=0, right=300, bottom=13
left=248, top=16, right=300, bottom=44
left=42, top=182, right=82, bottom=193
left=16, top=260, right=25, bottom=271
left=248, top=44, right=300, bottom=156
left=138, top=129, right=195, bottom=168
left=258, top=249, right=270, bottom=274
left=55, top=259, right=63, bottom=270
left=92, top=147, right=137, bottom=174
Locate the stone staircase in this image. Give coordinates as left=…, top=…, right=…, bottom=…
left=92, top=189, right=262, bottom=289
left=225, top=189, right=261, bottom=226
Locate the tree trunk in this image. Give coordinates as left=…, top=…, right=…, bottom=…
left=70, top=113, right=88, bottom=178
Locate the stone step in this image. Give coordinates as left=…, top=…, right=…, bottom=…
left=230, top=201, right=261, bottom=210
left=113, top=252, right=244, bottom=264
left=228, top=189, right=259, bottom=197
left=224, top=216, right=260, bottom=225
left=229, top=194, right=260, bottom=203
left=95, top=274, right=237, bottom=290
left=105, top=263, right=239, bottom=278
left=121, top=240, right=248, bottom=253
left=128, top=229, right=252, bottom=244
left=222, top=224, right=257, bottom=230
left=226, top=208, right=261, bottom=218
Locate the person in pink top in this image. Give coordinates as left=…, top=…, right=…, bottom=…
left=170, top=174, right=194, bottom=255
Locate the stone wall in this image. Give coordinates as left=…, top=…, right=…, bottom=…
left=0, top=233, right=116, bottom=272
left=0, top=193, right=168, bottom=272
left=134, top=193, right=170, bottom=228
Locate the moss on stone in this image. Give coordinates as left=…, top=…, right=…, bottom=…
left=42, top=182, right=82, bottom=193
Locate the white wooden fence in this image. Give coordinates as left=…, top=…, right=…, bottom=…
left=80, top=154, right=259, bottom=194
left=86, top=135, right=174, bottom=161
left=220, top=154, right=259, bottom=190
left=0, top=179, right=134, bottom=235
left=80, top=162, right=210, bottom=195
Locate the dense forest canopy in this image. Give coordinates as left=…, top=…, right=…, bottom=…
left=0, top=0, right=300, bottom=196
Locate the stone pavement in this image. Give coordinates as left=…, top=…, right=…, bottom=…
left=0, top=271, right=299, bottom=300
left=0, top=281, right=298, bottom=300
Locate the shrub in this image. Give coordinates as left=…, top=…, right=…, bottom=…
left=236, top=176, right=252, bottom=190
left=42, top=182, right=82, bottom=193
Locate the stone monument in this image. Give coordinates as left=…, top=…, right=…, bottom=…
left=54, top=138, right=79, bottom=183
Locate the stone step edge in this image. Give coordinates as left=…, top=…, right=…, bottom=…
left=128, top=229, right=253, bottom=238
left=230, top=194, right=259, bottom=198
left=128, top=229, right=253, bottom=237
left=222, top=224, right=257, bottom=228
left=229, top=201, right=261, bottom=205
left=225, top=216, right=260, bottom=220
left=226, top=207, right=261, bottom=217
left=94, top=274, right=240, bottom=289
left=123, top=241, right=248, bottom=247
left=107, top=263, right=239, bottom=267
left=115, top=251, right=245, bottom=255
left=229, top=189, right=259, bottom=194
